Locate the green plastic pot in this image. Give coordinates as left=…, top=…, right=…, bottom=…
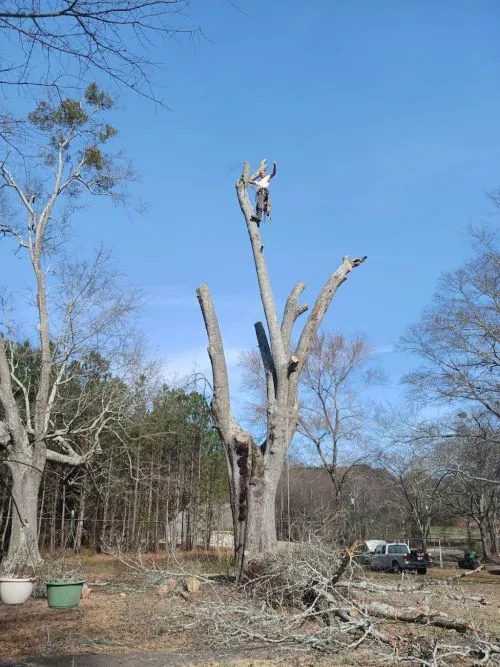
left=46, top=579, right=85, bottom=608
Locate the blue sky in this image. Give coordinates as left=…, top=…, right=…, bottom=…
left=1, top=0, right=500, bottom=418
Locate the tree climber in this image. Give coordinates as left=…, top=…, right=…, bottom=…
left=249, top=162, right=277, bottom=225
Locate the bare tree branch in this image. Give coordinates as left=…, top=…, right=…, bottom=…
left=294, top=256, right=367, bottom=372
left=0, top=1, right=199, bottom=105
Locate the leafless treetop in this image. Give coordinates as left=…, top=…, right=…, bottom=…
left=0, top=1, right=197, bottom=102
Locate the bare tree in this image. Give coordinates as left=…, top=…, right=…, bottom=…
left=388, top=446, right=448, bottom=549
left=375, top=406, right=454, bottom=547
left=196, top=160, right=366, bottom=575
left=298, top=332, right=382, bottom=505
left=399, top=226, right=499, bottom=552
left=0, top=1, right=197, bottom=103
left=401, top=227, right=499, bottom=421
left=435, top=413, right=499, bottom=560
left=0, top=85, right=138, bottom=568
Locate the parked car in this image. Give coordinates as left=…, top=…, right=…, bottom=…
left=367, top=541, right=428, bottom=574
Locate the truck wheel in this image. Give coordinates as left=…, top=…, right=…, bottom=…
left=417, top=568, right=427, bottom=575
left=391, top=560, right=401, bottom=573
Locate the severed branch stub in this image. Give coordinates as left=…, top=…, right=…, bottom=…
left=287, top=355, right=299, bottom=376
left=352, top=255, right=367, bottom=268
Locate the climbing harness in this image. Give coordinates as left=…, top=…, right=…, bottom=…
left=255, top=187, right=272, bottom=224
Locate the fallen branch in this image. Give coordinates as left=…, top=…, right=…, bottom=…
left=335, top=578, right=490, bottom=605
left=314, top=586, right=392, bottom=645
left=379, top=639, right=500, bottom=667
left=447, top=565, right=484, bottom=579
left=100, top=545, right=215, bottom=585
left=365, top=601, right=473, bottom=634
left=162, top=543, right=498, bottom=664
left=335, top=564, right=484, bottom=591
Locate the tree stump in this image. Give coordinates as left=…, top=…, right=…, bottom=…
left=184, top=576, right=200, bottom=593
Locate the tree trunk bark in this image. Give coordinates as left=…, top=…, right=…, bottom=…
left=154, top=488, right=160, bottom=552
left=38, top=475, right=46, bottom=540
left=60, top=484, right=66, bottom=550
left=121, top=503, right=128, bottom=544
left=487, top=516, right=498, bottom=557
left=228, top=432, right=287, bottom=573
left=163, top=459, right=171, bottom=549
left=50, top=475, right=57, bottom=552
left=1, top=496, right=12, bottom=549
left=245, top=471, right=280, bottom=561
left=146, top=454, right=154, bottom=550
left=186, top=449, right=196, bottom=550
left=0, top=491, right=5, bottom=534
left=132, top=445, right=140, bottom=547
left=100, top=453, right=112, bottom=549
left=173, top=462, right=182, bottom=549
left=4, top=462, right=43, bottom=569
left=192, top=439, right=202, bottom=551
left=109, top=501, right=117, bottom=547
left=92, top=500, right=99, bottom=551
left=74, top=476, right=86, bottom=554
left=477, top=518, right=494, bottom=561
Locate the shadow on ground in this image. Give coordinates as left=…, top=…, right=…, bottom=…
left=1, top=650, right=271, bottom=667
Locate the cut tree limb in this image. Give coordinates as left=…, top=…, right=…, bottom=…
left=196, top=284, right=232, bottom=443
left=287, top=356, right=299, bottom=376
left=255, top=321, right=277, bottom=408
left=365, top=601, right=473, bottom=634
left=334, top=565, right=489, bottom=606
left=335, top=578, right=489, bottom=605
left=294, top=256, right=367, bottom=376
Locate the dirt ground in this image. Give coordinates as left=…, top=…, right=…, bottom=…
left=1, top=552, right=499, bottom=666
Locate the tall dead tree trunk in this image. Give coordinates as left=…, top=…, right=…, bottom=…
left=197, top=160, right=366, bottom=576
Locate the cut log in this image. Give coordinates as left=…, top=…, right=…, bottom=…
left=185, top=576, right=201, bottom=593
left=365, top=601, right=473, bottom=634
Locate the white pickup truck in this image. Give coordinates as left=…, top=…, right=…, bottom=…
left=366, top=541, right=428, bottom=574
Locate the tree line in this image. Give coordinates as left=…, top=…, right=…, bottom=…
left=0, top=365, right=229, bottom=556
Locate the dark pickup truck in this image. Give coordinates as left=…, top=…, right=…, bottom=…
left=410, top=547, right=434, bottom=569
